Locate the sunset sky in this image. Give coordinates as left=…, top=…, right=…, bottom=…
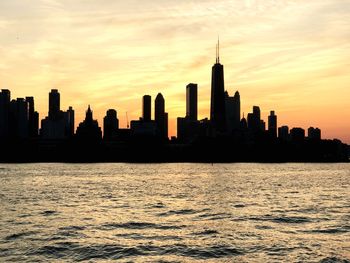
left=0, top=0, right=349, bottom=143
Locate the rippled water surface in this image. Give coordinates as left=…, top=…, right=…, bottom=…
left=0, top=163, right=349, bottom=262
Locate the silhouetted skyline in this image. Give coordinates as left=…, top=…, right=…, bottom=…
left=0, top=44, right=348, bottom=162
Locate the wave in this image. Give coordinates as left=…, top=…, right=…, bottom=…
left=249, top=215, right=313, bottom=224
left=5, top=231, right=38, bottom=241
left=98, top=222, right=185, bottom=230
left=319, top=257, right=350, bottom=263
left=157, top=209, right=197, bottom=217
left=27, top=242, right=243, bottom=260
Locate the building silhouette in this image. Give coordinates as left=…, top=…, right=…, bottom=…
left=26, top=97, right=39, bottom=138
left=177, top=84, right=201, bottom=142
left=49, top=89, right=61, bottom=120
left=268, top=111, right=277, bottom=138
left=290, top=127, right=305, bottom=142
left=186, top=83, right=198, bottom=121
left=9, top=98, right=29, bottom=139
left=76, top=105, right=102, bottom=141
left=155, top=93, right=168, bottom=139
left=247, top=106, right=261, bottom=133
left=0, top=89, right=11, bottom=139
left=225, top=91, right=240, bottom=133
left=64, top=106, right=75, bottom=137
left=308, top=127, right=321, bottom=140
left=210, top=42, right=226, bottom=132
left=278, top=125, right=289, bottom=141
left=130, top=119, right=157, bottom=137
left=240, top=114, right=248, bottom=130
left=103, top=109, right=119, bottom=140
left=142, top=95, right=151, bottom=122
left=41, top=89, right=74, bottom=139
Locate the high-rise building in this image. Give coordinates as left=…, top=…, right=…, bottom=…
left=76, top=105, right=102, bottom=141
left=26, top=97, right=39, bottom=137
left=41, top=89, right=68, bottom=139
left=0, top=89, right=11, bottom=139
left=268, top=111, right=277, bottom=138
left=210, top=41, right=226, bottom=132
left=49, top=89, right=60, bottom=120
left=248, top=106, right=261, bottom=132
left=225, top=91, right=240, bottom=132
left=308, top=127, right=321, bottom=140
left=155, top=93, right=167, bottom=138
left=10, top=98, right=29, bottom=139
left=164, top=112, right=168, bottom=139
left=186, top=83, right=198, bottom=121
left=142, top=95, right=151, bottom=122
left=260, top=120, right=266, bottom=131
left=103, top=109, right=119, bottom=140
left=278, top=126, right=289, bottom=141
left=290, top=127, right=305, bottom=142
left=64, top=106, right=75, bottom=137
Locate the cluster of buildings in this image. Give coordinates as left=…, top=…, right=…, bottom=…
left=0, top=43, right=324, bottom=145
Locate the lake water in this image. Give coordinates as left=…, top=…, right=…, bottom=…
left=0, top=163, right=349, bottom=262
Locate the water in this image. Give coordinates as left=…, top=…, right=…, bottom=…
left=0, top=163, right=349, bottom=262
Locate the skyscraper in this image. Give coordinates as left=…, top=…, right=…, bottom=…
left=155, top=93, right=168, bottom=138
left=186, top=83, right=197, bottom=121
left=308, top=127, right=321, bottom=140
left=225, top=91, right=240, bottom=132
left=268, top=111, right=277, bottom=138
left=210, top=41, right=226, bottom=132
left=0, top=89, right=11, bottom=139
left=103, top=109, right=119, bottom=140
left=49, top=89, right=60, bottom=120
left=76, top=105, right=102, bottom=141
left=142, top=95, right=151, bottom=122
left=248, top=106, right=261, bottom=132
left=64, top=106, right=75, bottom=137
left=26, top=96, right=39, bottom=137
left=10, top=98, right=28, bottom=139
left=278, top=126, right=289, bottom=141
left=41, top=89, right=67, bottom=139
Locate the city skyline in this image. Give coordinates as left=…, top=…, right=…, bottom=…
left=0, top=1, right=349, bottom=143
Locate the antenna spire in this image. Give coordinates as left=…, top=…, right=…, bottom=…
left=217, top=36, right=220, bottom=63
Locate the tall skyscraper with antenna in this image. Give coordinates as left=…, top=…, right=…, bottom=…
left=210, top=39, right=226, bottom=132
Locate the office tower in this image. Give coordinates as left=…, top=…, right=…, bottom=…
left=240, top=115, right=248, bottom=130
left=186, top=83, right=198, bottom=121
left=308, top=127, right=321, bottom=140
left=278, top=126, right=289, bottom=141
left=49, top=89, right=60, bottom=120
left=26, top=96, right=39, bottom=137
left=164, top=112, right=168, bottom=139
left=260, top=120, right=266, bottom=131
left=210, top=41, right=226, bottom=132
left=41, top=89, right=66, bottom=139
left=103, top=109, right=119, bottom=140
left=225, top=91, right=240, bottom=132
left=247, top=113, right=254, bottom=130
left=268, top=111, right=277, bottom=138
left=155, top=93, right=167, bottom=138
left=232, top=91, right=240, bottom=128
left=76, top=105, right=102, bottom=141
left=248, top=106, right=261, bottom=132
left=0, top=89, right=11, bottom=139
left=64, top=106, right=75, bottom=137
left=290, top=127, right=305, bottom=142
left=10, top=98, right=28, bottom=139
left=142, top=95, right=151, bottom=122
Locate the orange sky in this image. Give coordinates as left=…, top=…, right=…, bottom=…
left=0, top=0, right=349, bottom=143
